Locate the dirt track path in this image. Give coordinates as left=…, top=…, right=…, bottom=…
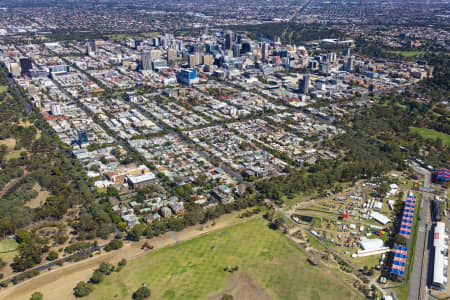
left=0, top=212, right=258, bottom=300
left=0, top=171, right=26, bottom=198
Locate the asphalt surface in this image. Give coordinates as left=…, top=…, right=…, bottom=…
left=409, top=164, right=431, bottom=300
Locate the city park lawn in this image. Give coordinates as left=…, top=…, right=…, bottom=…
left=388, top=50, right=424, bottom=58
left=410, top=127, right=450, bottom=146
left=0, top=239, right=18, bottom=253
left=0, top=239, right=19, bottom=277
left=86, top=218, right=360, bottom=300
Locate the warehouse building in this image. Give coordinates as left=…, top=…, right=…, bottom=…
left=126, top=172, right=156, bottom=189
left=370, top=211, right=391, bottom=225
left=432, top=222, right=448, bottom=290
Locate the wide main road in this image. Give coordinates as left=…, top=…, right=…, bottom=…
left=409, top=163, right=432, bottom=300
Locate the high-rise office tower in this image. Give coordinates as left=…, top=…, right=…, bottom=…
left=188, top=54, right=196, bottom=68
left=176, top=68, right=199, bottom=86
left=346, top=57, right=354, bottom=72
left=241, top=40, right=251, bottom=54
left=51, top=102, right=62, bottom=116
left=9, top=63, right=21, bottom=77
left=299, top=74, right=310, bottom=94
left=202, top=54, right=214, bottom=66
left=150, top=49, right=161, bottom=60
left=167, top=49, right=177, bottom=61
left=236, top=34, right=243, bottom=44
left=205, top=43, right=215, bottom=54
left=85, top=40, right=96, bottom=56
left=78, top=129, right=89, bottom=145
left=262, top=43, right=269, bottom=61
left=282, top=57, right=290, bottom=69
left=327, top=52, right=336, bottom=63
left=194, top=51, right=201, bottom=65
left=141, top=51, right=152, bottom=71
left=342, top=48, right=351, bottom=57
left=19, top=57, right=32, bottom=77
left=153, top=37, right=159, bottom=47
left=232, top=44, right=241, bottom=57
left=319, top=63, right=330, bottom=74
left=225, top=31, right=233, bottom=50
